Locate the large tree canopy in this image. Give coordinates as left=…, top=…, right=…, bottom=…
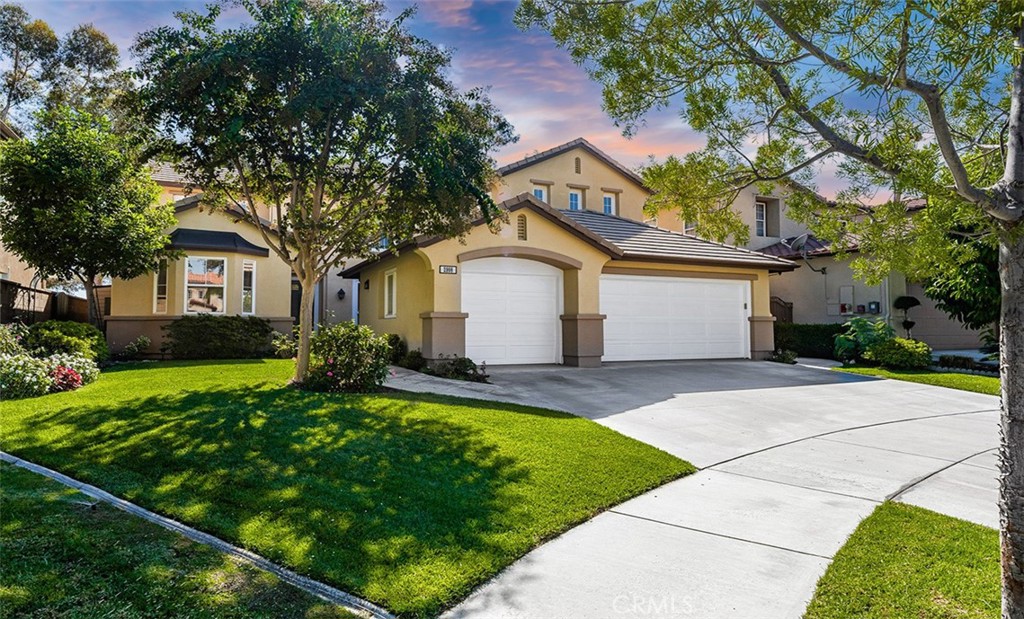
left=133, top=0, right=515, bottom=382
left=518, top=1, right=1024, bottom=614
left=0, top=107, right=176, bottom=324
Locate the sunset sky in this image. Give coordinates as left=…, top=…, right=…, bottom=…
left=21, top=0, right=841, bottom=194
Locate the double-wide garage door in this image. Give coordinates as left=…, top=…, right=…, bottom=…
left=601, top=274, right=750, bottom=361
left=462, top=258, right=562, bottom=365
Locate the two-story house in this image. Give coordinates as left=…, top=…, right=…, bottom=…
left=342, top=137, right=796, bottom=367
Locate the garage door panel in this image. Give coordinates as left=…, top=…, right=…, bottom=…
left=463, top=258, right=561, bottom=365
left=601, top=274, right=749, bottom=362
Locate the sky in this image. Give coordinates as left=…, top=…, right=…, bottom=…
left=18, top=0, right=842, bottom=193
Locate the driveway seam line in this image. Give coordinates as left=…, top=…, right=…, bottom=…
left=0, top=451, right=394, bottom=619
left=703, top=408, right=998, bottom=470
left=815, top=436, right=990, bottom=464
left=604, top=509, right=833, bottom=560
left=709, top=469, right=882, bottom=503
left=886, top=447, right=1000, bottom=502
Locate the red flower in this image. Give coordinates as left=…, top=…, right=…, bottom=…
left=49, top=365, right=83, bottom=392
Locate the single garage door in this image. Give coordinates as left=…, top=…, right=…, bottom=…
left=462, top=257, right=562, bottom=365
left=601, top=274, right=750, bottom=361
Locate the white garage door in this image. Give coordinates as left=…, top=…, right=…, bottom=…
left=462, top=258, right=562, bottom=365
left=601, top=274, right=750, bottom=361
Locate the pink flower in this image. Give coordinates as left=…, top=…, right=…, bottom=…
left=327, top=358, right=334, bottom=364
left=326, top=371, right=333, bottom=377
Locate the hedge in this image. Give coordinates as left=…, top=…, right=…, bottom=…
left=161, top=315, right=275, bottom=359
left=774, top=323, right=847, bottom=360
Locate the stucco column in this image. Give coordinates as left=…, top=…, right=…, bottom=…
left=561, top=313, right=605, bottom=367
left=420, top=311, right=467, bottom=360
left=749, top=315, right=776, bottom=360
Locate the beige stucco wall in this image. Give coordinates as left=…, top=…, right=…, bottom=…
left=0, top=242, right=37, bottom=286
left=494, top=147, right=653, bottom=222
left=655, top=183, right=804, bottom=246
left=353, top=205, right=778, bottom=363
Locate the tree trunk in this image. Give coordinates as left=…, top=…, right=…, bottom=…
left=82, top=275, right=100, bottom=329
left=291, top=275, right=316, bottom=385
left=1000, top=231, right=1024, bottom=618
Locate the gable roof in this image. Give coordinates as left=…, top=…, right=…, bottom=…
left=758, top=234, right=837, bottom=260
left=497, top=137, right=652, bottom=193
left=150, top=162, right=189, bottom=185
left=340, top=193, right=796, bottom=277
left=173, top=193, right=278, bottom=231
left=0, top=119, right=19, bottom=141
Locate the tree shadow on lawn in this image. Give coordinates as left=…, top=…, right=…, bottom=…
left=3, top=385, right=546, bottom=617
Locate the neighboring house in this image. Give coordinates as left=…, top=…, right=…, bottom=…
left=0, top=118, right=38, bottom=287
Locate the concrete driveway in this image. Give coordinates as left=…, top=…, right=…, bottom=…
left=390, top=361, right=1001, bottom=618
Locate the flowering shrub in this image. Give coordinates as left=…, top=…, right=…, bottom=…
left=43, top=353, right=99, bottom=385
left=303, top=322, right=391, bottom=392
left=0, top=323, right=28, bottom=356
left=0, top=354, right=54, bottom=400
left=49, top=365, right=83, bottom=392
left=26, top=320, right=110, bottom=363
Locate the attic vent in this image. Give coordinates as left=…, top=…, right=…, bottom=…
left=574, top=156, right=581, bottom=174
left=517, top=214, right=528, bottom=241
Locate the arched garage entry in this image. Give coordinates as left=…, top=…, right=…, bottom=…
left=460, top=257, right=564, bottom=365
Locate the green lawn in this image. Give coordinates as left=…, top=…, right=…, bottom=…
left=805, top=502, right=999, bottom=619
left=1, top=463, right=359, bottom=619
left=836, top=367, right=1001, bottom=396
left=0, top=359, right=693, bottom=617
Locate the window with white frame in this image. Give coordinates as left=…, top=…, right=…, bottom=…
left=153, top=260, right=168, bottom=313
left=755, top=202, right=767, bottom=237
left=568, top=191, right=581, bottom=211
left=242, top=261, right=255, bottom=314
left=532, top=187, right=546, bottom=202
left=185, top=257, right=226, bottom=314
left=684, top=220, right=698, bottom=235
left=602, top=194, right=615, bottom=215
left=384, top=269, right=397, bottom=318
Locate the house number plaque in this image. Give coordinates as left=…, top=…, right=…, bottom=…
left=439, top=265, right=458, bottom=274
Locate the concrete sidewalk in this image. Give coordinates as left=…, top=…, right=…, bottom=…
left=389, top=361, right=1000, bottom=619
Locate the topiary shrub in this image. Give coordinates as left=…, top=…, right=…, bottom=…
left=303, top=321, right=391, bottom=392
left=864, top=337, right=932, bottom=370
left=834, top=317, right=895, bottom=363
left=26, top=320, right=109, bottom=363
left=162, top=315, right=274, bottom=359
left=773, top=323, right=846, bottom=359
left=386, top=334, right=408, bottom=365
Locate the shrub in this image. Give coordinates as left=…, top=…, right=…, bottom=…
left=162, top=315, right=274, bottom=359
left=0, top=323, right=27, bottom=356
left=398, top=349, right=427, bottom=372
left=767, top=349, right=798, bottom=364
left=386, top=334, right=408, bottom=365
left=865, top=337, right=932, bottom=370
left=271, top=329, right=298, bottom=359
left=773, top=323, right=846, bottom=359
left=834, top=317, right=895, bottom=363
left=26, top=320, right=109, bottom=363
left=48, top=365, right=83, bottom=392
left=43, top=353, right=99, bottom=385
left=937, top=354, right=999, bottom=374
left=303, top=321, right=391, bottom=392
left=424, top=354, right=489, bottom=383
left=0, top=354, right=53, bottom=399
left=116, top=335, right=152, bottom=361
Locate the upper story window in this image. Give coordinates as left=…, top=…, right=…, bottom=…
left=185, top=257, right=226, bottom=314
left=568, top=191, right=581, bottom=211
left=754, top=198, right=781, bottom=237
left=384, top=268, right=397, bottom=318
left=574, top=157, right=581, bottom=174
left=532, top=187, right=546, bottom=202
left=602, top=194, right=615, bottom=215
left=241, top=260, right=255, bottom=314
left=684, top=220, right=697, bottom=235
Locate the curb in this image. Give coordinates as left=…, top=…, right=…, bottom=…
left=0, top=451, right=395, bottom=619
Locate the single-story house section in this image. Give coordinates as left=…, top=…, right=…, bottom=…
left=341, top=194, right=796, bottom=367
left=106, top=197, right=294, bottom=353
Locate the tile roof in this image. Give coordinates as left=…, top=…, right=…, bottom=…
left=497, top=137, right=652, bottom=192
left=340, top=193, right=796, bottom=277
left=149, top=162, right=188, bottom=185
left=560, top=209, right=796, bottom=271
left=758, top=234, right=837, bottom=260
